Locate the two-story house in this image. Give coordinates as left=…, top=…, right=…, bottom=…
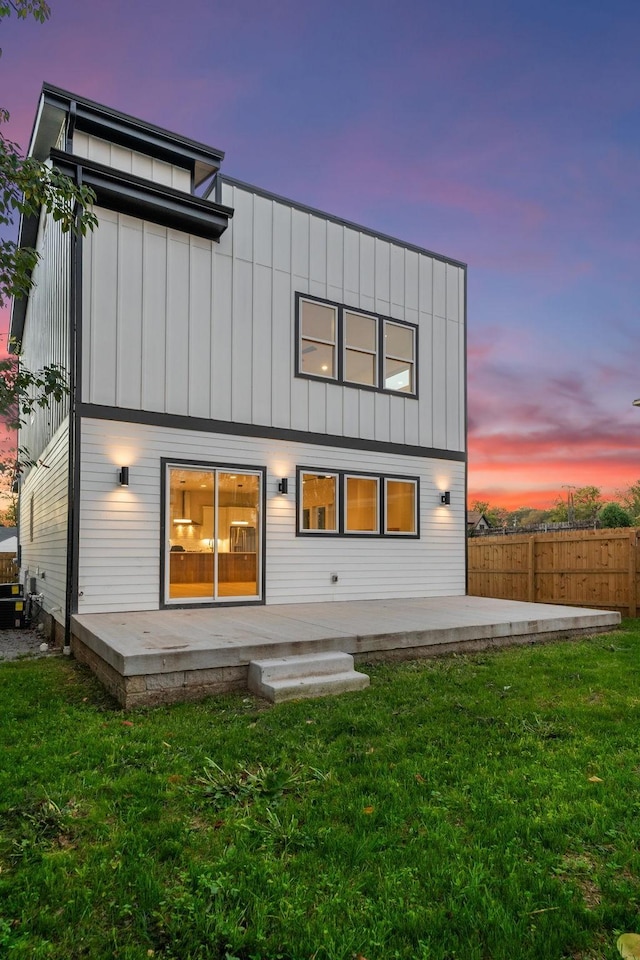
left=12, top=85, right=467, bottom=657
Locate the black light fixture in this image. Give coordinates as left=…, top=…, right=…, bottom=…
left=440, top=491, right=451, bottom=505
left=119, top=466, right=130, bottom=486
left=278, top=478, right=289, bottom=494
left=633, top=399, right=640, bottom=407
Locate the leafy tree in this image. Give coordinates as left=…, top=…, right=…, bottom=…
left=548, top=497, right=568, bottom=523
left=550, top=486, right=603, bottom=524
left=617, top=480, right=640, bottom=525
left=0, top=0, right=97, bottom=485
left=598, top=502, right=632, bottom=529
left=514, top=508, right=552, bottom=528
left=573, top=486, right=603, bottom=522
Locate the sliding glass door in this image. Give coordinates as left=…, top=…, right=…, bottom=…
left=166, top=465, right=262, bottom=603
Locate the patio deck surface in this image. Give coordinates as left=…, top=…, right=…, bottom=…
left=71, top=596, right=621, bottom=708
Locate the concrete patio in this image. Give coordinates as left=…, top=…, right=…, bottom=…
left=70, top=595, right=621, bottom=708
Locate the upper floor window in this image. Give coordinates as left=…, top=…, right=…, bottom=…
left=300, top=300, right=338, bottom=379
left=384, top=320, right=415, bottom=393
left=296, top=294, right=417, bottom=396
left=344, top=310, right=378, bottom=387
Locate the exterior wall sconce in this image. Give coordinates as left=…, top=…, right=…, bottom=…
left=278, top=478, right=289, bottom=494
left=633, top=399, right=640, bottom=407
left=440, top=491, right=451, bottom=505
left=119, top=466, right=130, bottom=486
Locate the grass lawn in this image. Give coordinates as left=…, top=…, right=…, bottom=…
left=2, top=623, right=640, bottom=959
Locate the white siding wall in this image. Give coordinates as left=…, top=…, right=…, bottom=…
left=19, top=421, right=69, bottom=624
left=82, top=190, right=465, bottom=454
left=19, top=210, right=71, bottom=461
left=73, top=131, right=192, bottom=192
left=78, top=417, right=465, bottom=614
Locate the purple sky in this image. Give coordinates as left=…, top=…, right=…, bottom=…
left=2, top=0, right=640, bottom=508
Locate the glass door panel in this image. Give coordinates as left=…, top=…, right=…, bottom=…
left=166, top=466, right=261, bottom=603
left=217, top=472, right=260, bottom=598
left=168, top=467, right=215, bottom=600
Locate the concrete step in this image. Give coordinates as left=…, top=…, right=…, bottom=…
left=250, top=650, right=356, bottom=683
left=248, top=652, right=370, bottom=702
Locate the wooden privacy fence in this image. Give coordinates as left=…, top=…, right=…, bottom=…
left=468, top=528, right=640, bottom=617
left=0, top=553, right=18, bottom=584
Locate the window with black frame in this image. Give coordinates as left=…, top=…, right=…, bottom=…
left=297, top=469, right=418, bottom=537
left=296, top=294, right=417, bottom=396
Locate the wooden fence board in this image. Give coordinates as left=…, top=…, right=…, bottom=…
left=0, top=553, right=18, bottom=584
left=468, top=528, right=640, bottom=616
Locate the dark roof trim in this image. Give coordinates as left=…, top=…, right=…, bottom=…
left=78, top=402, right=467, bottom=462
left=36, top=84, right=225, bottom=185
left=51, top=149, right=234, bottom=241
left=218, top=175, right=468, bottom=271
left=9, top=210, right=40, bottom=347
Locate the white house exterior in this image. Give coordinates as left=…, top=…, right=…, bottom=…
left=12, top=85, right=467, bottom=647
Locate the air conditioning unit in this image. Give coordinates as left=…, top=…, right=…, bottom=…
left=0, top=583, right=23, bottom=598
left=0, top=596, right=25, bottom=629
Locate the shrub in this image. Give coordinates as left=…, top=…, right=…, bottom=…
left=598, top=502, right=632, bottom=528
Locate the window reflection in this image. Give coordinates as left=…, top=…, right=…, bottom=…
left=385, top=479, right=417, bottom=534
left=345, top=476, right=379, bottom=533
left=301, top=473, right=338, bottom=531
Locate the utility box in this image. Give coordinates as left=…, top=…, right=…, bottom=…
left=0, top=583, right=23, bottom=599
left=0, top=596, right=25, bottom=628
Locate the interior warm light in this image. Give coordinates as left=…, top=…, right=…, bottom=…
left=230, top=520, right=250, bottom=526
left=173, top=518, right=192, bottom=524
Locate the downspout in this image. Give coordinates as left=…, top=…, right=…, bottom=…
left=464, top=264, right=469, bottom=596
left=63, top=171, right=83, bottom=653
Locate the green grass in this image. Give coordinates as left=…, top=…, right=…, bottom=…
left=2, top=624, right=640, bottom=959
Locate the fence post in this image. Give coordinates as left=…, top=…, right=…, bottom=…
left=629, top=528, right=638, bottom=618
left=528, top=536, right=536, bottom=602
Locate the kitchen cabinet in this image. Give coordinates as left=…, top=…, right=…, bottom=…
left=170, top=552, right=256, bottom=584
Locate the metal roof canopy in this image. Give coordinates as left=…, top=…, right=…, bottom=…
left=30, top=83, right=226, bottom=187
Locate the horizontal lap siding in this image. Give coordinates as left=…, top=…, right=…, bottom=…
left=19, top=421, right=70, bottom=624
left=78, top=418, right=465, bottom=613
left=83, top=190, right=465, bottom=454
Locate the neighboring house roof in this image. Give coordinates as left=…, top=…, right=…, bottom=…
left=0, top=537, right=18, bottom=554
left=0, top=527, right=17, bottom=544
left=467, top=511, right=491, bottom=532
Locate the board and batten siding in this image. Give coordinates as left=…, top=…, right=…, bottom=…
left=72, top=131, right=192, bottom=192
left=19, top=209, right=71, bottom=462
left=19, top=420, right=70, bottom=624
left=81, top=188, right=465, bottom=453
left=77, top=417, right=465, bottom=614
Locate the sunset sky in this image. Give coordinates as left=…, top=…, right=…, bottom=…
left=2, top=0, right=639, bottom=510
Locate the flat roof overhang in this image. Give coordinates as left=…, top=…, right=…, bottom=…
left=30, top=84, right=225, bottom=187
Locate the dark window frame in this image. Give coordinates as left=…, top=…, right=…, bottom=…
left=298, top=469, right=340, bottom=534
left=159, top=457, right=267, bottom=610
left=295, top=292, right=418, bottom=398
left=296, top=466, right=420, bottom=539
